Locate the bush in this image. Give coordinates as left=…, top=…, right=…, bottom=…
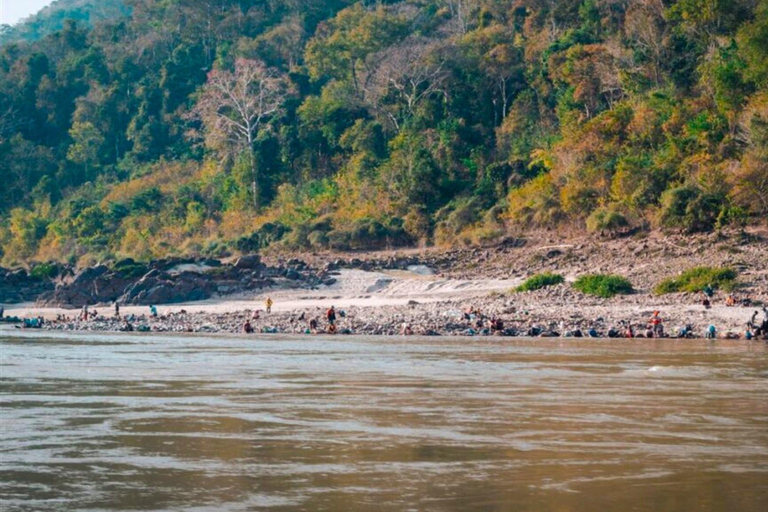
left=235, top=222, right=289, bottom=252
left=515, top=272, right=565, bottom=292
left=30, top=262, right=58, bottom=280
left=112, top=258, right=149, bottom=278
left=659, top=185, right=725, bottom=232
left=326, top=218, right=412, bottom=251
left=586, top=206, right=629, bottom=234
left=573, top=274, right=634, bottom=297
left=654, top=266, right=737, bottom=295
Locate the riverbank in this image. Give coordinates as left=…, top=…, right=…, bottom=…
left=4, top=270, right=764, bottom=339
left=3, top=230, right=767, bottom=339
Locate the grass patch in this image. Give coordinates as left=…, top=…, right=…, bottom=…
left=573, top=274, right=634, bottom=298
left=515, top=272, right=565, bottom=292
left=654, top=266, right=737, bottom=295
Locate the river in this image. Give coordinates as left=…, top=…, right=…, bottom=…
left=1, top=330, right=767, bottom=511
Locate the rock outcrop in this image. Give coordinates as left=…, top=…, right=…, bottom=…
left=32, top=254, right=327, bottom=307
left=0, top=267, right=55, bottom=303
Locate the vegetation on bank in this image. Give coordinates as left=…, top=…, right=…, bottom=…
left=654, top=266, right=738, bottom=295
left=515, top=273, right=565, bottom=292
left=1, top=0, right=768, bottom=267
left=573, top=274, right=634, bottom=298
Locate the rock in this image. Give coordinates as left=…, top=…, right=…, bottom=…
left=92, top=275, right=132, bottom=302
left=71, top=265, right=109, bottom=286
left=234, top=254, right=261, bottom=269
left=546, top=249, right=562, bottom=259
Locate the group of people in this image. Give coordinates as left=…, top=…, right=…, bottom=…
left=702, top=285, right=752, bottom=309
left=242, top=302, right=352, bottom=335
left=746, top=307, right=768, bottom=339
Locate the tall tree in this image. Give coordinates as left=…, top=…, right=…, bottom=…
left=190, top=58, right=290, bottom=208
left=67, top=121, right=105, bottom=181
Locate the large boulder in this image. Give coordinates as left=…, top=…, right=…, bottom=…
left=71, top=265, right=109, bottom=287
left=119, top=270, right=215, bottom=305
left=36, top=288, right=94, bottom=308
left=92, top=274, right=132, bottom=302
left=234, top=254, right=261, bottom=269
left=1, top=267, right=56, bottom=304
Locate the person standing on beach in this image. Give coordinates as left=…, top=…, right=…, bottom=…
left=650, top=311, right=663, bottom=337
left=114, top=301, right=120, bottom=317
left=703, top=284, right=714, bottom=307
left=265, top=297, right=273, bottom=314
left=150, top=305, right=158, bottom=318
left=326, top=306, right=336, bottom=326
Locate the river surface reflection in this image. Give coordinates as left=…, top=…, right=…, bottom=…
left=1, top=330, right=767, bottom=511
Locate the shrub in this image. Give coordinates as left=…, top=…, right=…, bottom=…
left=573, top=274, right=634, bottom=297
left=654, top=266, right=737, bottom=295
left=307, top=230, right=329, bottom=249
left=235, top=222, right=289, bottom=252
left=30, top=262, right=58, bottom=280
left=586, top=206, right=629, bottom=234
left=326, top=218, right=412, bottom=251
left=112, top=258, right=149, bottom=278
left=659, top=185, right=725, bottom=232
left=130, top=187, right=164, bottom=213
left=515, top=272, right=565, bottom=292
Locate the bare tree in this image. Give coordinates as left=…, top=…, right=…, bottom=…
left=624, top=0, right=667, bottom=86
left=442, top=0, right=476, bottom=34
left=190, top=58, right=289, bottom=208
left=0, top=106, right=18, bottom=140
left=360, top=37, right=449, bottom=131
left=482, top=42, right=523, bottom=124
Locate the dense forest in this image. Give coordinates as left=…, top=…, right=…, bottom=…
left=1, top=0, right=767, bottom=267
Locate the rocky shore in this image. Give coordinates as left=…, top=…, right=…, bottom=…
left=0, top=254, right=334, bottom=308
left=34, top=287, right=766, bottom=340
left=4, top=229, right=768, bottom=339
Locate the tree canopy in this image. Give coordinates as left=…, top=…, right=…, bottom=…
left=1, top=0, right=767, bottom=266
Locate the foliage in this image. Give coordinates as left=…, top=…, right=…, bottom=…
left=573, top=274, right=634, bottom=298
left=654, top=267, right=738, bottom=295
left=515, top=273, right=565, bottom=292
left=111, top=259, right=148, bottom=278
left=586, top=206, right=629, bottom=235
left=30, top=262, right=58, bottom=280
left=1, top=0, right=767, bottom=266
left=659, top=186, right=725, bottom=232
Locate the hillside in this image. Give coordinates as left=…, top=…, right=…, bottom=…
left=1, top=0, right=767, bottom=268
left=0, top=0, right=128, bottom=46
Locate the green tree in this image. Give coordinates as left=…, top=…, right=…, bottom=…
left=67, top=121, right=104, bottom=180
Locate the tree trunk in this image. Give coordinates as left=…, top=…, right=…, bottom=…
left=250, top=148, right=259, bottom=210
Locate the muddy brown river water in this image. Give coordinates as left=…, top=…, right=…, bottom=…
left=1, top=330, right=767, bottom=511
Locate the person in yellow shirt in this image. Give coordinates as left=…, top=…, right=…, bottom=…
left=265, top=297, right=273, bottom=313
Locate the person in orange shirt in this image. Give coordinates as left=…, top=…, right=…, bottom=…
left=650, top=311, right=664, bottom=337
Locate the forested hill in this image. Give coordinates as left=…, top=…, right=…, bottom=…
left=0, top=0, right=129, bottom=46
left=1, top=0, right=767, bottom=267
